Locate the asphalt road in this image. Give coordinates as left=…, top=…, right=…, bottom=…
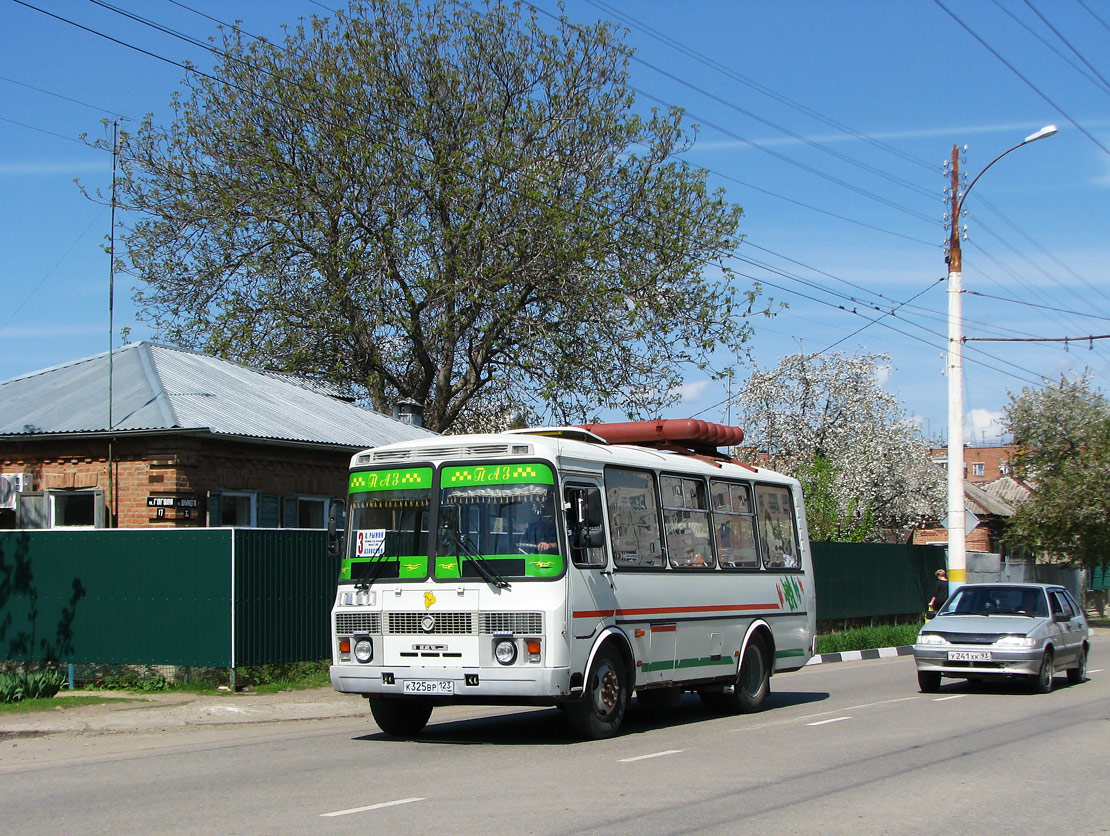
left=2, top=638, right=1108, bottom=836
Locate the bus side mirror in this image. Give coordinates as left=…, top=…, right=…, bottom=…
left=328, top=500, right=346, bottom=557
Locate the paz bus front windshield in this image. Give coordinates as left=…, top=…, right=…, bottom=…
left=341, top=462, right=563, bottom=582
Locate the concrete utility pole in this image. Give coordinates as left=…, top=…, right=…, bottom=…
left=944, top=125, right=1057, bottom=591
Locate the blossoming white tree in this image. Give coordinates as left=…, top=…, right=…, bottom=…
left=735, top=352, right=945, bottom=542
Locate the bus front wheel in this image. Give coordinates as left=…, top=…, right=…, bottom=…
left=566, top=648, right=628, bottom=739
left=368, top=696, right=433, bottom=737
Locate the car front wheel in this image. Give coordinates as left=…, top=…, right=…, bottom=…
left=917, top=670, right=941, bottom=693
left=1031, top=649, right=1054, bottom=694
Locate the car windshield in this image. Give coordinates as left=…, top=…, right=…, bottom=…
left=939, top=586, right=1048, bottom=617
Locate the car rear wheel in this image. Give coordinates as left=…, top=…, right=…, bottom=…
left=1031, top=648, right=1054, bottom=694
left=1067, top=646, right=1088, bottom=685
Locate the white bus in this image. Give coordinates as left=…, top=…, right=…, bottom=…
left=329, top=419, right=815, bottom=739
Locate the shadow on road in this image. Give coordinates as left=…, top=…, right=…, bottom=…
left=352, top=687, right=831, bottom=746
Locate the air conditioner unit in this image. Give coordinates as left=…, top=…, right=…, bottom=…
left=0, top=473, right=31, bottom=510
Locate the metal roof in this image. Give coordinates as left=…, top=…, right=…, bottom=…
left=0, top=342, right=436, bottom=449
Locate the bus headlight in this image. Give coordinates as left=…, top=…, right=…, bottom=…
left=494, top=639, right=517, bottom=665
left=353, top=636, right=374, bottom=663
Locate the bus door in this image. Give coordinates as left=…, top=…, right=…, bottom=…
left=563, top=482, right=616, bottom=644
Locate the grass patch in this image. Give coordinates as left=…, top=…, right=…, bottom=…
left=0, top=695, right=143, bottom=715
left=236, top=661, right=331, bottom=692
left=817, top=622, right=922, bottom=654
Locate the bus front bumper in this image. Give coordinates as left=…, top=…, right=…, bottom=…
left=330, top=663, right=574, bottom=700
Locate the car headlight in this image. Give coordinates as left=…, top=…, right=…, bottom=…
left=994, top=635, right=1036, bottom=648
left=917, top=633, right=947, bottom=646
left=494, top=639, right=518, bottom=665
left=353, top=637, right=374, bottom=663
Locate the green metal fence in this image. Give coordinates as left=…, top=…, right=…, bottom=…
left=1, top=531, right=944, bottom=666
left=0, top=529, right=335, bottom=667
left=810, top=541, right=947, bottom=622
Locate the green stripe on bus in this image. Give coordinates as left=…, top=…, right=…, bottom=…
left=341, top=555, right=428, bottom=579
left=434, top=554, right=564, bottom=578
left=441, top=463, right=554, bottom=487
left=641, top=656, right=736, bottom=673
left=775, top=648, right=806, bottom=659
left=349, top=467, right=433, bottom=493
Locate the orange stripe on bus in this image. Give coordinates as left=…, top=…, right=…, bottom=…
left=572, top=603, right=778, bottom=619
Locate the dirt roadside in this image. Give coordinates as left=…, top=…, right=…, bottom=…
left=0, top=685, right=371, bottom=738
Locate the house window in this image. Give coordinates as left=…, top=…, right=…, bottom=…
left=972, top=462, right=985, bottom=477
left=49, top=490, right=105, bottom=528
left=296, top=497, right=327, bottom=529
left=209, top=491, right=257, bottom=527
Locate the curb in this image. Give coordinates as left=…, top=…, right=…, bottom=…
left=805, top=645, right=914, bottom=666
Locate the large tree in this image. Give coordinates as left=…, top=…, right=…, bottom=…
left=95, top=0, right=755, bottom=432
left=735, top=352, right=945, bottom=542
left=1005, top=371, right=1110, bottom=570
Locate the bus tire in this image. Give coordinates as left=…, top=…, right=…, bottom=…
left=368, top=696, right=433, bottom=737
left=716, top=637, right=771, bottom=714
left=565, top=648, right=628, bottom=739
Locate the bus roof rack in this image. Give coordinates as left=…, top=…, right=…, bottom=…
left=575, top=419, right=747, bottom=463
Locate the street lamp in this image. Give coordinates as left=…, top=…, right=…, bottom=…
left=945, top=124, right=1057, bottom=591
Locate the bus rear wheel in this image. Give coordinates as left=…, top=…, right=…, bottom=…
left=566, top=649, right=628, bottom=739
left=704, top=638, right=771, bottom=714
left=368, top=696, right=433, bottom=737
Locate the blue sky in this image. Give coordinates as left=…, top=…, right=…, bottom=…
left=2, top=0, right=1108, bottom=444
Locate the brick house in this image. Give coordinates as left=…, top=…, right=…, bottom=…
left=911, top=475, right=1032, bottom=557
left=0, top=343, right=435, bottom=529
left=928, top=444, right=1018, bottom=484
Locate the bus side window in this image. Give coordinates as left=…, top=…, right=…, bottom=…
left=604, top=468, right=663, bottom=568
left=710, top=481, right=759, bottom=568
left=754, top=484, right=800, bottom=569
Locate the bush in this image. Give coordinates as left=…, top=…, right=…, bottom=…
left=236, top=661, right=330, bottom=689
left=817, top=622, right=922, bottom=655
left=0, top=669, right=66, bottom=703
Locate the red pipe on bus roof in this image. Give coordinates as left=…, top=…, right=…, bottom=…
left=576, top=419, right=744, bottom=449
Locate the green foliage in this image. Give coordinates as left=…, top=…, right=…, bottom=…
left=85, top=665, right=170, bottom=693
left=237, top=660, right=331, bottom=691
left=0, top=670, right=66, bottom=704
left=796, top=455, right=874, bottom=542
left=94, top=0, right=756, bottom=432
left=817, top=623, right=923, bottom=654
left=1005, top=371, right=1110, bottom=571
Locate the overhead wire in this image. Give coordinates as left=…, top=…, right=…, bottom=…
left=933, top=0, right=1110, bottom=158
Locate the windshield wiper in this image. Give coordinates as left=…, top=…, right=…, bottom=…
left=439, top=513, right=511, bottom=590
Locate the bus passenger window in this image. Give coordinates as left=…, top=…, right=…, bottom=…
left=710, top=480, right=759, bottom=568
left=604, top=468, right=663, bottom=568
left=662, top=476, right=714, bottom=569
left=754, top=485, right=800, bottom=569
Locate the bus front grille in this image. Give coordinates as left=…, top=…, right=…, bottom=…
left=381, top=611, right=545, bottom=636
left=335, top=612, right=381, bottom=634
left=387, top=611, right=476, bottom=635
left=481, top=612, right=544, bottom=635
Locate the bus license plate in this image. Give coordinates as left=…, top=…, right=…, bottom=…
left=948, top=650, right=991, bottom=662
left=403, top=679, right=454, bottom=695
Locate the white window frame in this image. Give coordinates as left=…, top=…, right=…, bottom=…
left=219, top=490, right=258, bottom=527
left=48, top=489, right=105, bottom=529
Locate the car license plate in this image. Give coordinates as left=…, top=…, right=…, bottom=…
left=948, top=650, right=991, bottom=662
left=402, top=679, right=454, bottom=695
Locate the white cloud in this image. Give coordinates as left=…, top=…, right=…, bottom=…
left=966, top=408, right=1006, bottom=443
left=678, top=379, right=714, bottom=402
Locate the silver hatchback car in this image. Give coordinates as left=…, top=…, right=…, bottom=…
left=913, top=582, right=1089, bottom=693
